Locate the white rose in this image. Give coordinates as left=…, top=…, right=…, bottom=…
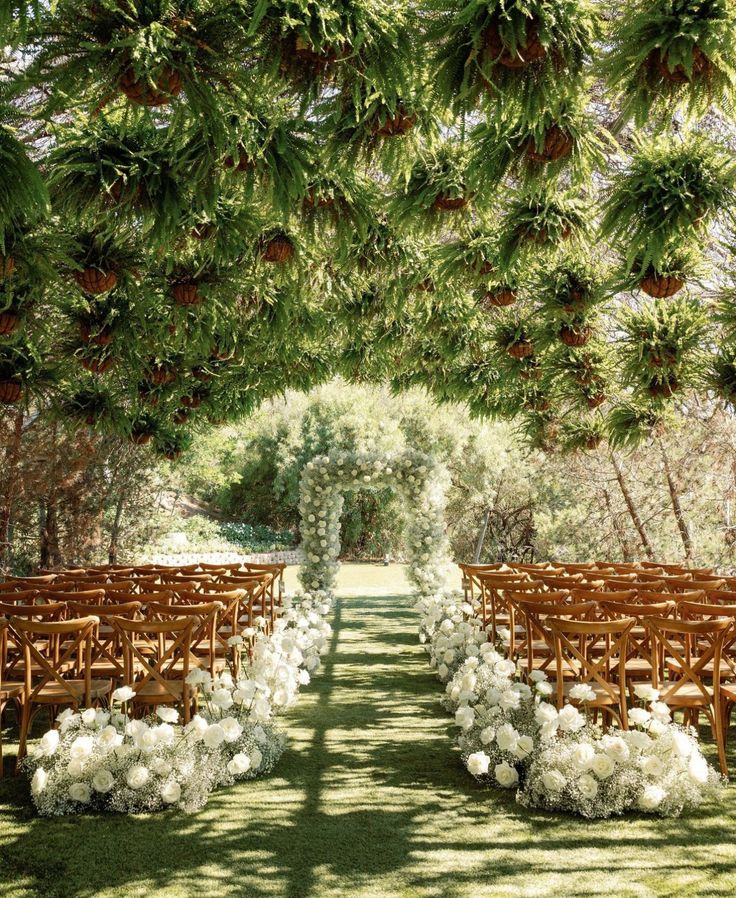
left=227, top=752, right=252, bottom=776
left=112, top=686, right=135, bottom=703
left=250, top=748, right=263, bottom=769
left=494, top=659, right=517, bottom=678
left=529, top=670, right=547, bottom=683
left=571, top=743, right=595, bottom=771
left=81, top=708, right=98, bottom=727
left=535, top=681, right=554, bottom=697
left=542, top=769, right=566, bottom=793
left=211, top=688, right=234, bottom=710
left=625, top=730, right=652, bottom=751
left=495, top=762, right=519, bottom=788
left=220, top=717, right=243, bottom=743
left=688, top=753, right=709, bottom=785
left=499, top=690, right=521, bottom=711
left=671, top=731, right=693, bottom=759
left=39, top=730, right=60, bottom=757
left=98, top=725, right=121, bottom=748
left=479, top=726, right=495, bottom=745
left=186, top=715, right=209, bottom=740
left=590, top=753, right=616, bottom=779
left=455, top=706, right=475, bottom=730
left=628, top=707, right=651, bottom=727
left=31, top=768, right=48, bottom=795
left=634, top=684, right=660, bottom=703
left=638, top=784, right=666, bottom=811
left=650, top=701, right=671, bottom=724
left=126, top=765, right=150, bottom=789
left=534, top=703, right=558, bottom=725
left=228, top=635, right=244, bottom=647
left=92, top=768, right=115, bottom=793
left=557, top=705, right=585, bottom=732
left=68, top=782, right=91, bottom=803
left=495, top=724, right=520, bottom=753
left=515, top=735, right=534, bottom=759
left=69, top=735, right=94, bottom=762
left=641, top=755, right=664, bottom=778
left=156, top=707, right=179, bottom=723
left=161, top=781, right=182, bottom=804
left=151, top=758, right=173, bottom=776
left=203, top=724, right=226, bottom=749
left=577, top=774, right=598, bottom=800
left=466, top=751, right=490, bottom=776
left=569, top=683, right=596, bottom=703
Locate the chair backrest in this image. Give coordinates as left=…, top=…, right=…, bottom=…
left=634, top=589, right=705, bottom=605
left=699, top=589, right=736, bottom=605
left=39, top=589, right=106, bottom=605
left=112, top=616, right=195, bottom=711
left=504, top=590, right=569, bottom=657
left=159, top=572, right=213, bottom=585
left=10, top=615, right=100, bottom=704
left=644, top=616, right=732, bottom=706
left=572, top=588, right=636, bottom=604
left=515, top=599, right=598, bottom=677
left=548, top=616, right=635, bottom=725
left=9, top=574, right=57, bottom=586
left=67, top=600, right=141, bottom=618
left=0, top=601, right=66, bottom=620
left=664, top=577, right=726, bottom=593
left=146, top=600, right=223, bottom=675
left=0, top=588, right=40, bottom=604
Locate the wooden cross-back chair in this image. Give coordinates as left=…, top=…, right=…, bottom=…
left=12, top=615, right=113, bottom=768
left=146, top=600, right=224, bottom=677
left=113, top=616, right=195, bottom=722
left=67, top=600, right=141, bottom=681
left=476, top=573, right=540, bottom=636
left=0, top=620, right=24, bottom=777
left=38, top=588, right=106, bottom=605
left=457, top=564, right=504, bottom=604
left=548, top=616, right=636, bottom=729
left=664, top=577, right=727, bottom=594
left=606, top=578, right=665, bottom=593
left=634, top=589, right=705, bottom=606
left=158, top=572, right=213, bottom=586
left=645, top=615, right=732, bottom=774
left=241, top=562, right=287, bottom=609
left=677, top=601, right=736, bottom=681
left=8, top=575, right=57, bottom=588
left=0, top=589, right=40, bottom=605
left=700, top=589, right=736, bottom=605
left=597, top=599, right=675, bottom=688
left=515, top=599, right=598, bottom=681
left=504, top=590, right=569, bottom=660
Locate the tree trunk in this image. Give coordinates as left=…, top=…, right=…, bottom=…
left=657, top=438, right=693, bottom=560
left=610, top=453, right=655, bottom=560
left=0, top=409, right=24, bottom=567
left=39, top=498, right=62, bottom=569
left=602, top=487, right=633, bottom=561
left=108, top=489, right=127, bottom=565
left=473, top=506, right=492, bottom=563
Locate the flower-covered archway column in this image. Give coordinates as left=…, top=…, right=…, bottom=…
left=298, top=450, right=451, bottom=595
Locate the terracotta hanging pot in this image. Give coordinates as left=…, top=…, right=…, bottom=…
left=172, top=281, right=201, bottom=306
left=79, top=322, right=113, bottom=346
left=433, top=193, right=468, bottom=212
left=190, top=223, right=216, bottom=241
left=130, top=431, right=153, bottom=446
left=585, top=435, right=602, bottom=450
left=223, top=153, right=254, bottom=173
left=526, top=125, right=574, bottom=163
left=586, top=392, right=607, bottom=409
left=374, top=106, right=417, bottom=137
left=192, top=366, right=213, bottom=383
left=648, top=376, right=679, bottom=399
left=74, top=268, right=118, bottom=295
left=164, top=449, right=183, bottom=461
left=80, top=356, right=114, bottom=374
left=559, top=325, right=592, bottom=348
left=0, top=379, right=22, bottom=403
left=483, top=21, right=546, bottom=69
left=653, top=45, right=712, bottom=84
left=0, top=255, right=15, bottom=280
left=507, top=340, right=534, bottom=360
left=119, top=66, right=182, bottom=107
left=480, top=289, right=517, bottom=309
left=0, top=311, right=20, bottom=335
left=148, top=365, right=176, bottom=386
left=260, top=235, right=294, bottom=263
left=640, top=273, right=684, bottom=298
left=180, top=393, right=203, bottom=409
left=174, top=408, right=189, bottom=425
left=303, top=189, right=335, bottom=209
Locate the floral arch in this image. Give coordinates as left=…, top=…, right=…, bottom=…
left=298, top=449, right=451, bottom=596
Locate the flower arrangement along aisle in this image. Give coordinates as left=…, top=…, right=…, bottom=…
left=416, top=588, right=724, bottom=819
left=298, top=449, right=452, bottom=595
left=24, top=592, right=332, bottom=816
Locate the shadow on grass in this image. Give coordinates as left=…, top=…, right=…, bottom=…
left=1, top=593, right=736, bottom=898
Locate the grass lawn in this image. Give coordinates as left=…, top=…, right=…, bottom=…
left=1, top=564, right=735, bottom=898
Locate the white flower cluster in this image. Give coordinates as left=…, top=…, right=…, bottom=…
left=518, top=691, right=724, bottom=819
left=298, top=450, right=451, bottom=594
left=418, top=589, right=725, bottom=820
left=24, top=592, right=332, bottom=817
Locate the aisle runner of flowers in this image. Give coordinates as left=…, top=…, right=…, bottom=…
left=26, top=592, right=332, bottom=815
left=417, top=590, right=724, bottom=818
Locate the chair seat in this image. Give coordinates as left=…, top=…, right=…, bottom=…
left=659, top=682, right=714, bottom=708
left=0, top=682, right=24, bottom=701
left=32, top=678, right=112, bottom=704
left=561, top=681, right=621, bottom=706
left=132, top=679, right=186, bottom=701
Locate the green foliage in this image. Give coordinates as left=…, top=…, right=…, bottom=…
left=0, top=124, right=49, bottom=249
left=601, top=0, right=736, bottom=126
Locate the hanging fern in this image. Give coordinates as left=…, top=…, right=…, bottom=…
left=0, top=123, right=49, bottom=250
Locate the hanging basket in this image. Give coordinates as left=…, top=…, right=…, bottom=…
left=174, top=409, right=189, bottom=425
left=586, top=392, right=606, bottom=409
left=303, top=189, right=335, bottom=209
left=0, top=379, right=21, bottom=403
left=148, top=365, right=176, bottom=386
left=559, top=325, right=592, bottom=348
left=640, top=273, right=684, bottom=298
left=172, top=281, right=201, bottom=306
left=190, top=223, right=216, bottom=241
left=507, top=339, right=534, bottom=359
left=480, top=289, right=517, bottom=309
left=648, top=376, right=679, bottom=398
left=80, top=356, right=114, bottom=374
left=192, top=366, right=213, bottom=383
left=414, top=278, right=435, bottom=293
left=374, top=107, right=417, bottom=137
left=223, top=153, right=254, bottom=173
left=585, top=435, right=602, bottom=450
left=79, top=322, right=113, bottom=346
left=260, top=235, right=294, bottom=263
left=119, top=66, right=182, bottom=107
left=74, top=268, right=118, bottom=295
left=526, top=125, right=574, bottom=163
left=484, top=21, right=547, bottom=69
left=653, top=45, right=713, bottom=84
left=0, top=255, right=15, bottom=280
left=433, top=193, right=469, bottom=212
left=180, top=394, right=203, bottom=409
left=163, top=449, right=183, bottom=462
left=0, top=311, right=20, bottom=335
left=84, top=413, right=99, bottom=426
left=130, top=431, right=153, bottom=446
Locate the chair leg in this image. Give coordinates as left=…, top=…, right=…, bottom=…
left=15, top=701, right=32, bottom=774
left=713, top=706, right=728, bottom=776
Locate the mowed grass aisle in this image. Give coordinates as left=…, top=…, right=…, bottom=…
left=1, top=565, right=736, bottom=898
